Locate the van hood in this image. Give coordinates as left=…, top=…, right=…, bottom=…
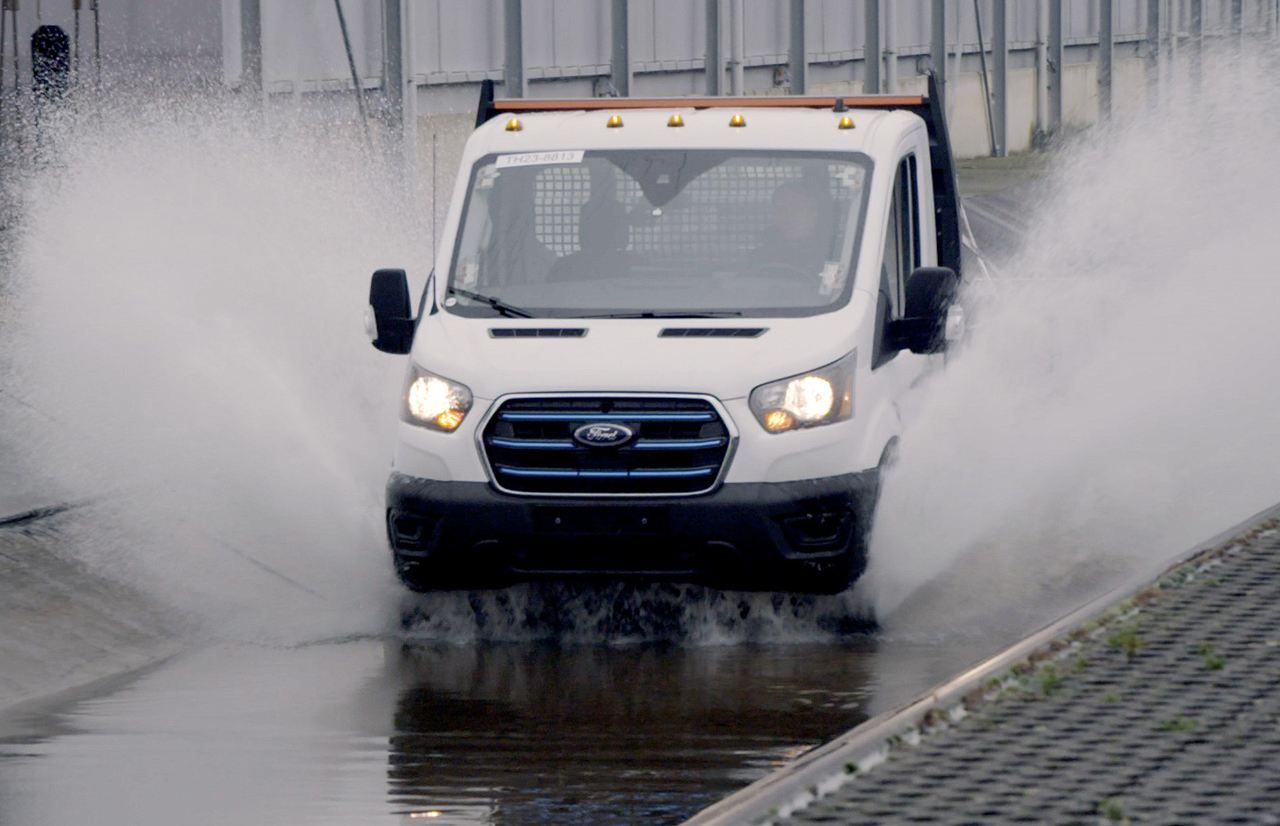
left=410, top=293, right=870, bottom=401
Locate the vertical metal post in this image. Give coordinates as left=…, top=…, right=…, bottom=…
left=864, top=0, right=880, bottom=93
left=1098, top=0, right=1113, bottom=119
left=334, top=0, right=372, bottom=148
left=1035, top=0, right=1049, bottom=139
left=400, top=0, right=417, bottom=185
left=951, top=1, right=962, bottom=109
left=12, top=1, right=21, bottom=95
left=788, top=0, right=806, bottom=94
left=382, top=0, right=416, bottom=183
left=930, top=0, right=947, bottom=106
left=1146, top=0, right=1161, bottom=100
left=240, top=0, right=262, bottom=95
left=0, top=2, right=6, bottom=111
left=0, top=1, right=6, bottom=152
left=504, top=0, right=526, bottom=98
left=382, top=0, right=404, bottom=127
left=705, top=0, right=722, bottom=95
left=1048, top=0, right=1063, bottom=133
left=883, top=0, right=897, bottom=92
left=91, top=0, right=99, bottom=89
left=728, top=0, right=744, bottom=95
left=1189, top=0, right=1202, bottom=91
left=610, top=0, right=630, bottom=96
left=992, top=0, right=1007, bottom=156
left=974, top=0, right=996, bottom=154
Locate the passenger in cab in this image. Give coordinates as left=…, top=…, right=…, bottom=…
left=754, top=180, right=836, bottom=280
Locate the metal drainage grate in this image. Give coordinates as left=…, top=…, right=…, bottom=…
left=481, top=396, right=732, bottom=496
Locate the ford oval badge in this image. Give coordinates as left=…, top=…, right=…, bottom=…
left=573, top=422, right=635, bottom=448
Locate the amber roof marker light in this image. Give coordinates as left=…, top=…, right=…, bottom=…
left=606, top=114, right=624, bottom=128
left=838, top=115, right=855, bottom=129
left=729, top=113, right=746, bottom=127
left=504, top=117, right=523, bottom=131
left=667, top=113, right=685, bottom=127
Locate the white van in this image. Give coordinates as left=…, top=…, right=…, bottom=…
left=367, top=79, right=963, bottom=594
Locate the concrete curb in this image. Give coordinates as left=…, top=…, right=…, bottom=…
left=0, top=505, right=178, bottom=719
left=684, top=501, right=1280, bottom=826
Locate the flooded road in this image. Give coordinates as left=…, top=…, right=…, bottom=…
left=0, top=633, right=996, bottom=825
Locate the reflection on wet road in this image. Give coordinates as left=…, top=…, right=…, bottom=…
left=0, top=634, right=994, bottom=825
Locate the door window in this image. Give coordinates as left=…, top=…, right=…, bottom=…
left=874, top=155, right=921, bottom=367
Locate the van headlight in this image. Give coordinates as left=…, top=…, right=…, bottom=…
left=402, top=365, right=473, bottom=432
left=749, top=351, right=855, bottom=434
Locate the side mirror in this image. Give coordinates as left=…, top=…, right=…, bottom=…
left=885, top=266, right=960, bottom=354
left=367, top=268, right=415, bottom=355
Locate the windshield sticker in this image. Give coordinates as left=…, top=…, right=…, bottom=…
left=819, top=261, right=843, bottom=297
left=833, top=166, right=865, bottom=189
left=496, top=150, right=585, bottom=169
left=475, top=166, right=501, bottom=190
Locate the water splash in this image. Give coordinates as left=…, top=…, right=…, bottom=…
left=399, top=583, right=874, bottom=646
left=862, top=47, right=1280, bottom=637
left=3, top=93, right=422, bottom=643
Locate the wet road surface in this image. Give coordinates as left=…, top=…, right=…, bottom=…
left=0, top=634, right=997, bottom=825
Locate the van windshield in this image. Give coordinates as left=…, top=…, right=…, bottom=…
left=446, top=149, right=873, bottom=319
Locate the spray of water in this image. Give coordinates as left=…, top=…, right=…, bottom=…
left=4, top=94, right=425, bottom=643
left=6, top=49, right=1278, bottom=648
left=860, top=48, right=1280, bottom=639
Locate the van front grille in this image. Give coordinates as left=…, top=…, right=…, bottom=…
left=481, top=397, right=732, bottom=496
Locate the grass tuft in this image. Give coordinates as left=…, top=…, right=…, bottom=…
left=1099, top=798, right=1128, bottom=823
left=1160, top=716, right=1197, bottom=733
left=1107, top=625, right=1144, bottom=662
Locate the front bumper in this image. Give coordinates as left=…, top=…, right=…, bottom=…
left=385, top=471, right=879, bottom=590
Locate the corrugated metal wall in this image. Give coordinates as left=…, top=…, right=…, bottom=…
left=0, top=1, right=1272, bottom=101
left=228, top=0, right=1272, bottom=99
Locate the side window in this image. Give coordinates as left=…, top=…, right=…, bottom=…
left=902, top=155, right=921, bottom=273
left=880, top=186, right=901, bottom=318
left=874, top=155, right=922, bottom=368
left=881, top=155, right=920, bottom=320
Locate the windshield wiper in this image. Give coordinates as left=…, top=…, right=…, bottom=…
left=574, top=310, right=745, bottom=319
left=448, top=287, right=534, bottom=319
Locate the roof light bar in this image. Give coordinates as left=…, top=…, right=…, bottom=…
left=489, top=94, right=925, bottom=114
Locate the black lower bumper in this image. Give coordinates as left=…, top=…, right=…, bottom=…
left=385, top=471, right=880, bottom=592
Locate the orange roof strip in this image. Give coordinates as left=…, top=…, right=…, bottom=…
left=492, top=95, right=926, bottom=112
